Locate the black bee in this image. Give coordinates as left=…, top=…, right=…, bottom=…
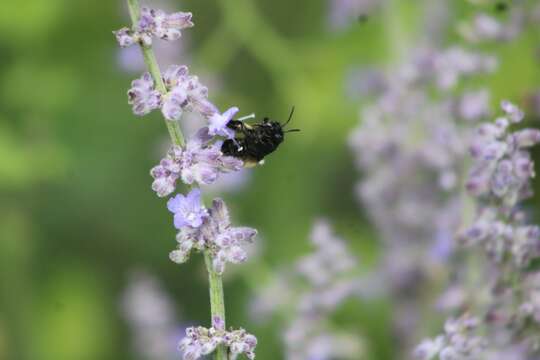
left=221, top=107, right=299, bottom=167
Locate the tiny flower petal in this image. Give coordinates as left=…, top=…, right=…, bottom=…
left=208, top=107, right=239, bottom=139
left=113, top=27, right=136, bottom=47
left=167, top=189, right=208, bottom=229
left=127, top=73, right=162, bottom=116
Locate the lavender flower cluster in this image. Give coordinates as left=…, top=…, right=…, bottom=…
left=414, top=314, right=485, bottom=360
left=433, top=102, right=540, bottom=357
left=169, top=193, right=257, bottom=274
left=348, top=42, right=494, bottom=349
left=346, top=1, right=540, bottom=355
left=462, top=101, right=540, bottom=267
left=251, top=220, right=365, bottom=359
left=115, top=4, right=258, bottom=359
left=127, top=64, right=221, bottom=121
left=180, top=317, right=257, bottom=360
left=114, top=7, right=193, bottom=47
left=150, top=128, right=242, bottom=197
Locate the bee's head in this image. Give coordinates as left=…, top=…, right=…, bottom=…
left=262, top=118, right=285, bottom=141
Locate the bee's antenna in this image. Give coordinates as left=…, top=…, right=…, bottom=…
left=284, top=128, right=300, bottom=133
left=282, top=106, right=295, bottom=127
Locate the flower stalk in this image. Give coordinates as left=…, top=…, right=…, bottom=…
left=205, top=252, right=227, bottom=360
left=124, top=1, right=232, bottom=359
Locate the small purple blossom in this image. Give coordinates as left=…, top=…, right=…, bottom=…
left=114, top=7, right=193, bottom=48
left=178, top=322, right=257, bottom=360
left=127, top=72, right=162, bottom=116
left=167, top=188, right=208, bottom=229
left=466, top=101, right=539, bottom=206
left=114, top=27, right=137, bottom=48
left=150, top=8, right=194, bottom=41
left=414, top=314, right=485, bottom=360
left=208, top=107, right=238, bottom=139
left=150, top=128, right=243, bottom=197
left=160, top=65, right=215, bottom=121
left=169, top=198, right=256, bottom=273
left=501, top=100, right=525, bottom=123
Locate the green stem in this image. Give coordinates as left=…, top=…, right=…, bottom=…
left=204, top=252, right=228, bottom=360
left=126, top=0, right=185, bottom=147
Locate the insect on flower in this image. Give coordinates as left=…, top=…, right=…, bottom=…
left=221, top=107, right=300, bottom=167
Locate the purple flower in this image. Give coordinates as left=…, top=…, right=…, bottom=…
left=127, top=72, right=162, bottom=116
left=466, top=101, right=539, bottom=206
left=208, top=107, right=238, bottom=139
left=150, top=129, right=243, bottom=197
left=152, top=9, right=194, bottom=41
left=169, top=198, right=256, bottom=273
left=414, top=314, right=485, bottom=360
left=160, top=65, right=215, bottom=121
left=162, top=86, right=188, bottom=121
left=167, top=188, right=208, bottom=229
left=501, top=100, right=524, bottom=123
left=114, top=7, right=193, bottom=49
left=179, top=325, right=257, bottom=360
left=113, top=27, right=136, bottom=47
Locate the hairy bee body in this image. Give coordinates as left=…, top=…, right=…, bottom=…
left=221, top=108, right=298, bottom=167
left=221, top=119, right=285, bottom=167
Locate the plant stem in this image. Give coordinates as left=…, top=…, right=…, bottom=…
left=126, top=0, right=185, bottom=147
left=125, top=2, right=227, bottom=360
left=205, top=252, right=228, bottom=360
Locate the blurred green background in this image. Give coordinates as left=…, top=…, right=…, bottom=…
left=0, top=0, right=539, bottom=359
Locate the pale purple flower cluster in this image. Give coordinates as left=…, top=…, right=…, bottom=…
left=160, top=65, right=217, bottom=121
left=348, top=37, right=501, bottom=351
left=462, top=207, right=540, bottom=267
left=414, top=315, right=485, bottom=360
left=179, top=316, right=257, bottom=360
left=128, top=72, right=162, bottom=116
left=466, top=101, right=540, bottom=207
left=122, top=271, right=183, bottom=360
left=251, top=220, right=365, bottom=359
left=345, top=1, right=540, bottom=357
left=127, top=64, right=218, bottom=121
left=169, top=196, right=257, bottom=274
left=114, top=7, right=193, bottom=47
left=150, top=129, right=243, bottom=197
left=416, top=102, right=540, bottom=358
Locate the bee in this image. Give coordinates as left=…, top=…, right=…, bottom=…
left=221, top=107, right=300, bottom=167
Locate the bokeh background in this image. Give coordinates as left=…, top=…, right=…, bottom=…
left=1, top=0, right=539, bottom=359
